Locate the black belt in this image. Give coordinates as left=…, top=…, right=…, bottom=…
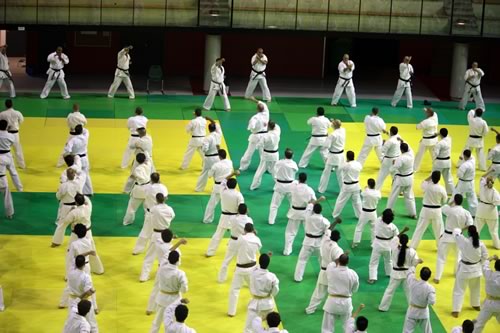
left=466, top=81, right=480, bottom=88
left=479, top=200, right=494, bottom=206
left=393, top=267, right=409, bottom=271
left=222, top=211, right=237, bottom=215
left=8, top=130, right=18, bottom=134
left=237, top=262, right=256, bottom=268
left=205, top=153, right=218, bottom=157
left=117, top=66, right=130, bottom=76
left=321, top=267, right=327, bottom=271
left=306, top=233, right=323, bottom=239
left=154, top=229, right=165, bottom=233
left=0, top=174, right=5, bottom=178
left=423, top=134, right=438, bottom=139
left=78, top=154, right=86, bottom=158
left=146, top=208, right=150, bottom=212
left=131, top=134, right=140, bottom=137
left=230, top=236, right=238, bottom=240
left=362, top=208, right=376, bottom=212
left=444, top=230, right=453, bottom=235
left=0, top=69, right=13, bottom=82
left=396, top=173, right=413, bottom=177
left=384, top=155, right=399, bottom=159
left=423, top=204, right=441, bottom=209
left=367, top=133, right=380, bottom=137
left=459, top=179, right=473, bottom=182
left=492, top=161, right=500, bottom=164
left=252, top=68, right=265, bottom=79
left=0, top=150, right=10, bottom=154
left=376, top=236, right=393, bottom=241
left=69, top=131, right=77, bottom=135
left=329, top=150, right=344, bottom=154
left=339, top=76, right=351, bottom=88
left=63, top=202, right=76, bottom=206
left=256, top=131, right=268, bottom=134
left=399, top=77, right=411, bottom=83
left=192, top=135, right=204, bottom=138
left=135, top=181, right=150, bottom=186
left=214, top=181, right=221, bottom=185
left=469, top=135, right=482, bottom=139
left=461, top=260, right=480, bottom=265
left=264, top=149, right=278, bottom=153
left=49, top=67, right=62, bottom=80
left=344, top=181, right=359, bottom=185
left=436, top=156, right=450, bottom=160
left=277, top=179, right=293, bottom=184
left=311, top=134, right=328, bottom=137
left=292, top=206, right=307, bottom=211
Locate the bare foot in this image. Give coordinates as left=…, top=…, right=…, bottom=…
left=451, top=312, right=459, bottom=318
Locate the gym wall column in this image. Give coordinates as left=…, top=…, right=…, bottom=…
left=204, top=35, right=221, bottom=92
left=450, top=43, right=469, bottom=100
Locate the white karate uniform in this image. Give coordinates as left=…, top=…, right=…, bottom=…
left=459, top=68, right=485, bottom=111
left=0, top=130, right=23, bottom=191
left=414, top=112, right=439, bottom=172
left=124, top=135, right=155, bottom=193
left=353, top=188, right=381, bottom=245
left=435, top=205, right=473, bottom=281
left=305, top=239, right=344, bottom=314
left=461, top=110, right=489, bottom=171
left=452, top=229, right=488, bottom=313
left=140, top=203, right=175, bottom=282
left=332, top=160, right=362, bottom=219
left=321, top=264, right=359, bottom=332
left=63, top=269, right=98, bottom=333
left=206, top=188, right=244, bottom=256
left=0, top=107, right=24, bottom=168
left=0, top=52, right=15, bottom=98
left=357, top=115, right=386, bottom=166
left=55, top=178, right=82, bottom=226
left=228, top=232, right=262, bottom=316
left=244, top=266, right=279, bottom=333
left=386, top=150, right=417, bottom=217
left=252, top=317, right=289, bottom=333
left=40, top=52, right=70, bottom=99
left=268, top=158, right=298, bottom=225
left=376, top=134, right=402, bottom=190
left=64, top=128, right=93, bottom=195
left=244, top=53, right=271, bottom=101
left=63, top=307, right=91, bottom=333
left=318, top=127, right=346, bottom=193
left=410, top=180, right=447, bottom=249
left=163, top=300, right=197, bottom=333
left=64, top=237, right=92, bottom=282
left=57, top=111, right=87, bottom=167
left=203, top=64, right=230, bottom=111
left=0, top=155, right=13, bottom=217
left=402, top=272, right=435, bottom=333
left=107, top=48, right=134, bottom=98
left=122, top=161, right=152, bottom=225
left=432, top=136, right=454, bottom=195
left=473, top=259, right=500, bottom=333
left=369, top=218, right=399, bottom=281
left=180, top=116, right=207, bottom=169
left=202, top=158, right=234, bottom=223
left=391, top=62, right=414, bottom=108
left=331, top=60, right=356, bottom=107
left=298, top=115, right=331, bottom=168
left=121, top=114, right=148, bottom=168
left=240, top=102, right=270, bottom=171
left=379, top=246, right=420, bottom=311
left=195, top=127, right=222, bottom=192
left=452, top=157, right=478, bottom=216
left=284, top=182, right=316, bottom=256
left=218, top=214, right=253, bottom=282
left=150, top=263, right=188, bottom=333
left=475, top=178, right=500, bottom=249
left=250, top=124, right=280, bottom=190
left=294, top=206, right=331, bottom=282
left=487, top=143, right=500, bottom=179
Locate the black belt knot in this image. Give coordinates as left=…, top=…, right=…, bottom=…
left=321, top=267, right=327, bottom=271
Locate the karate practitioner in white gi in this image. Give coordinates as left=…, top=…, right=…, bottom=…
left=240, top=101, right=270, bottom=171
left=321, top=254, right=359, bottom=332
left=0, top=119, right=22, bottom=191
left=244, top=253, right=279, bottom=333
left=357, top=108, right=387, bottom=166
left=487, top=130, right=500, bottom=179
left=434, top=194, right=473, bottom=283
left=54, top=168, right=83, bottom=225
left=0, top=45, right=15, bottom=98
left=252, top=312, right=289, bottom=333
left=402, top=267, right=435, bottom=333
left=244, top=48, right=271, bottom=102
left=452, top=226, right=488, bottom=317
left=203, top=57, right=231, bottom=112
left=107, top=46, right=135, bottom=99
left=452, top=149, right=478, bottom=216
left=459, top=108, right=489, bottom=171
left=62, top=224, right=96, bottom=283
left=63, top=299, right=92, bottom=333
left=268, top=148, right=298, bottom=225
left=376, top=126, right=402, bottom=190
left=298, top=107, right=331, bottom=168
left=180, top=108, right=214, bottom=170
left=228, top=223, right=262, bottom=317
left=122, top=107, right=148, bottom=169
left=250, top=121, right=280, bottom=190
left=331, top=151, right=362, bottom=220
left=352, top=178, right=381, bottom=248
left=57, top=104, right=87, bottom=167
left=391, top=56, right=414, bottom=108
left=414, top=108, right=439, bottom=172
left=318, top=119, right=345, bottom=194
left=122, top=128, right=155, bottom=191
left=379, top=234, right=422, bottom=311
left=473, top=255, right=500, bottom=333
left=122, top=153, right=152, bottom=226
left=64, top=125, right=93, bottom=196
left=194, top=122, right=222, bottom=192
left=432, top=128, right=454, bottom=195
left=459, top=62, right=485, bottom=111
left=0, top=99, right=24, bottom=168
left=331, top=54, right=356, bottom=107
left=0, top=151, right=13, bottom=218
left=475, top=175, right=500, bottom=249
left=409, top=171, right=447, bottom=249
left=386, top=143, right=417, bottom=218
left=40, top=46, right=70, bottom=99
left=163, top=299, right=196, bottom=333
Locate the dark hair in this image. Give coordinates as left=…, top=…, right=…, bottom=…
left=397, top=234, right=409, bottom=267
left=75, top=255, right=86, bottom=269
left=356, top=316, right=369, bottom=331
left=161, top=229, right=173, bottom=243
left=496, top=134, right=500, bottom=142
left=151, top=172, right=160, bottom=183
left=382, top=208, right=394, bottom=224
left=226, top=178, right=237, bottom=189
left=367, top=178, right=375, bottom=189
left=208, top=123, right=216, bottom=132
left=431, top=171, right=441, bottom=184
left=74, top=124, right=83, bottom=135
left=298, top=172, right=307, bottom=183
left=439, top=128, right=448, bottom=137
left=168, top=251, right=180, bottom=265
left=495, top=259, right=500, bottom=272
left=136, top=153, right=146, bottom=164
left=218, top=149, right=227, bottom=159
left=135, top=107, right=143, bottom=115
left=156, top=193, right=165, bottom=204
left=238, top=203, right=247, bottom=215
left=475, top=108, right=483, bottom=117
left=313, top=203, right=322, bottom=214
left=420, top=267, right=432, bottom=281
left=64, top=154, right=75, bottom=166
left=462, top=319, right=474, bottom=333
left=75, top=193, right=85, bottom=206
left=5, top=99, right=13, bottom=108
left=338, top=254, right=349, bottom=266
left=400, top=143, right=409, bottom=153
left=244, top=223, right=254, bottom=233
left=454, top=193, right=463, bottom=206
left=372, top=107, right=379, bottom=115
left=77, top=300, right=92, bottom=317
left=463, top=149, right=471, bottom=158
left=317, top=107, right=325, bottom=116
left=266, top=312, right=281, bottom=328
left=194, top=108, right=202, bottom=117
left=268, top=120, right=276, bottom=130
left=468, top=225, right=480, bottom=248
left=259, top=253, right=270, bottom=269
left=330, top=230, right=341, bottom=242
left=390, top=126, right=398, bottom=135
left=73, top=223, right=87, bottom=238
left=284, top=148, right=293, bottom=159
left=346, top=151, right=355, bottom=161
left=175, top=304, right=189, bottom=323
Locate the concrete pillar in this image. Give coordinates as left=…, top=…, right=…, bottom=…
left=450, top=42, right=468, bottom=100
left=204, top=34, right=221, bottom=92
left=0, top=30, right=6, bottom=45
